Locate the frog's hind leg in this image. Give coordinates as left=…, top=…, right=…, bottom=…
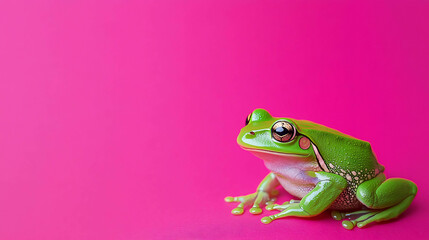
left=345, top=173, right=417, bottom=229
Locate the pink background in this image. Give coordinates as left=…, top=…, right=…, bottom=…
left=0, top=1, right=428, bottom=239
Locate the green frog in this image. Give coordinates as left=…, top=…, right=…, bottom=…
left=225, top=109, right=417, bottom=230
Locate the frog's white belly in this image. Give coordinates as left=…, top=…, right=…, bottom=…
left=247, top=148, right=322, bottom=199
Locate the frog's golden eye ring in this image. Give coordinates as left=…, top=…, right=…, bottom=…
left=245, top=113, right=252, bottom=126
left=271, top=121, right=296, bottom=142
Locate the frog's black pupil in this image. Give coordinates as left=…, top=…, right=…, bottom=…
left=275, top=127, right=288, bottom=136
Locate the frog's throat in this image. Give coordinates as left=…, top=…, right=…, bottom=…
left=240, top=147, right=310, bottom=158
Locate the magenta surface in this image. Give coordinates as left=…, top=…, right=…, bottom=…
left=0, top=1, right=428, bottom=239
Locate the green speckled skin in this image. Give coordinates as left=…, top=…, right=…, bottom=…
left=225, top=109, right=417, bottom=230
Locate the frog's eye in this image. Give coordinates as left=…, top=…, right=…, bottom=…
left=245, top=113, right=252, bottom=126
left=272, top=121, right=296, bottom=142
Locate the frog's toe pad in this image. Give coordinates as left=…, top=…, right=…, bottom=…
left=231, top=207, right=244, bottom=215
left=331, top=211, right=345, bottom=220
left=265, top=204, right=275, bottom=211
left=224, top=196, right=234, bottom=202
left=342, top=220, right=356, bottom=230
left=250, top=207, right=262, bottom=215
left=261, top=217, right=273, bottom=224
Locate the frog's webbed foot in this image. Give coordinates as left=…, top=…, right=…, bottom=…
left=224, top=189, right=278, bottom=215
left=331, top=210, right=383, bottom=230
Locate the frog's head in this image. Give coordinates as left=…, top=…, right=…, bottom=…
left=237, top=109, right=318, bottom=163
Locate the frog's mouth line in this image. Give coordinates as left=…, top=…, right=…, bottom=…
left=240, top=147, right=310, bottom=157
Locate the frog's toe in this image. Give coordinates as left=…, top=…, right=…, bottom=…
left=224, top=196, right=235, bottom=202
left=265, top=202, right=292, bottom=211
left=342, top=220, right=357, bottom=230
left=337, top=210, right=380, bottom=229
left=231, top=207, right=244, bottom=215
left=250, top=206, right=262, bottom=215
left=265, top=204, right=277, bottom=211
left=261, top=216, right=273, bottom=224
left=354, top=211, right=384, bottom=228
left=331, top=211, right=345, bottom=220
left=224, top=196, right=246, bottom=203
left=265, top=197, right=277, bottom=206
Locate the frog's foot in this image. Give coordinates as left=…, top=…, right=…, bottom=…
left=266, top=199, right=300, bottom=211
left=224, top=189, right=278, bottom=215
left=261, top=202, right=310, bottom=224
left=331, top=210, right=382, bottom=230
left=331, top=209, right=371, bottom=221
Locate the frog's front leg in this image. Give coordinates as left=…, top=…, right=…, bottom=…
left=262, top=172, right=347, bottom=224
left=225, top=172, right=279, bottom=215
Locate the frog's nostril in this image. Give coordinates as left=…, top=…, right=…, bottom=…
left=249, top=131, right=255, bottom=135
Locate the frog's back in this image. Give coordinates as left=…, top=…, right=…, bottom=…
left=292, top=119, right=384, bottom=210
